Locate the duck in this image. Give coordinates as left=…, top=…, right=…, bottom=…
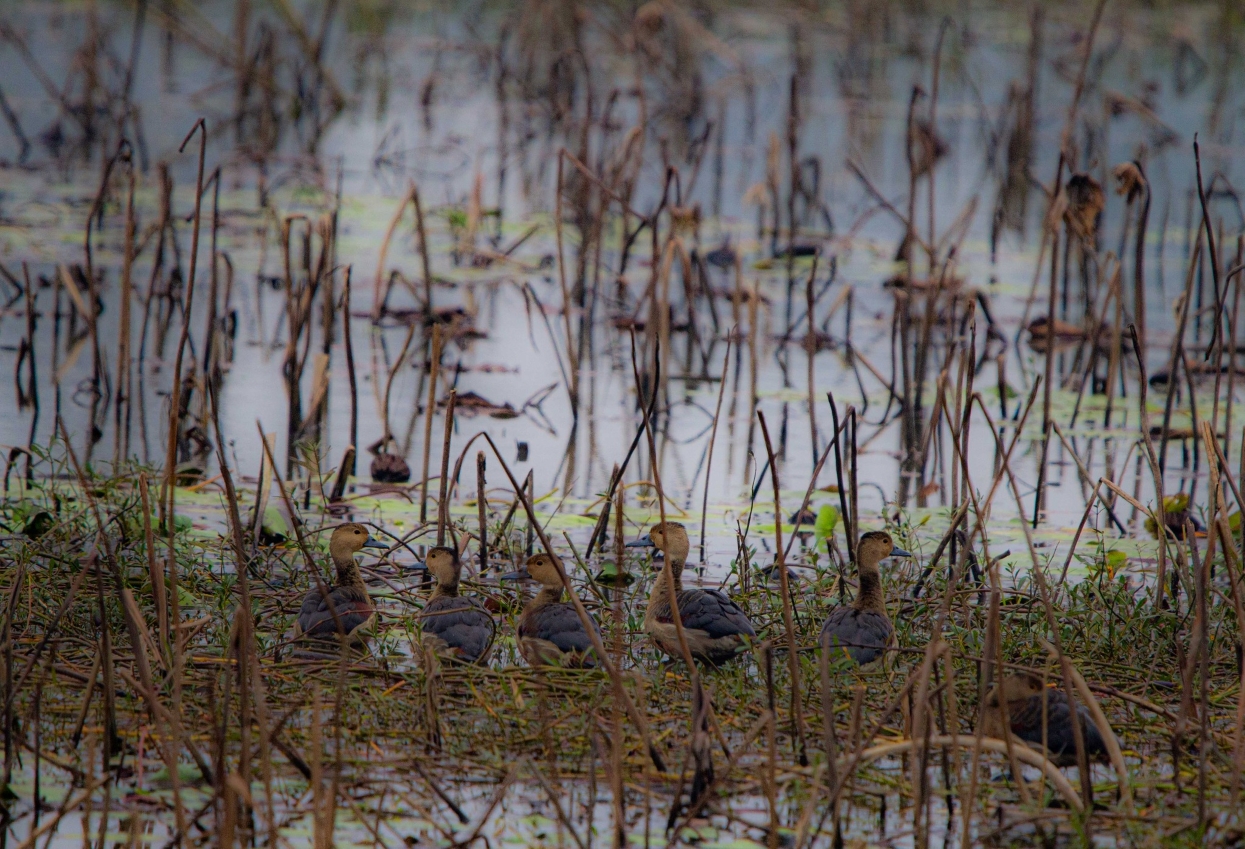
left=295, top=522, right=388, bottom=643
left=501, top=552, right=600, bottom=668
left=628, top=521, right=756, bottom=667
left=419, top=546, right=496, bottom=664
left=819, top=531, right=911, bottom=666
left=982, top=672, right=1107, bottom=767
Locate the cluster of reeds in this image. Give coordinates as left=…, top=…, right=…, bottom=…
left=4, top=1, right=1245, bottom=847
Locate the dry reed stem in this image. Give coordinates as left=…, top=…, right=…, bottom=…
left=420, top=324, right=444, bottom=524
left=436, top=389, right=456, bottom=546
left=372, top=183, right=416, bottom=317
left=477, top=431, right=665, bottom=771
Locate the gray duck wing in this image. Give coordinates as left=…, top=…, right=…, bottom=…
left=1010, top=690, right=1105, bottom=761
left=674, top=589, right=756, bottom=640
left=819, top=606, right=892, bottom=665
left=525, top=603, right=600, bottom=658
left=298, top=585, right=374, bottom=637
left=422, top=596, right=496, bottom=663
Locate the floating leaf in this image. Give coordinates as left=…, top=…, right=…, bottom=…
left=814, top=505, right=839, bottom=541
left=259, top=505, right=289, bottom=544
left=1103, top=549, right=1127, bottom=579
left=1163, top=493, right=1190, bottom=514
left=595, top=560, right=634, bottom=586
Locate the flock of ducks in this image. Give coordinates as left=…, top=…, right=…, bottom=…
left=297, top=520, right=1107, bottom=768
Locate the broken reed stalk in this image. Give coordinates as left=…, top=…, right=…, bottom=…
left=554, top=152, right=579, bottom=416
left=756, top=411, right=808, bottom=765
left=113, top=150, right=136, bottom=466
left=1127, top=325, right=1172, bottom=611
left=1158, top=224, right=1204, bottom=475
left=436, top=389, right=456, bottom=546
left=161, top=117, right=205, bottom=741
left=477, top=432, right=665, bottom=772
left=585, top=363, right=661, bottom=556
left=805, top=256, right=819, bottom=461
left=381, top=320, right=418, bottom=443
left=476, top=451, right=487, bottom=573
left=138, top=473, right=168, bottom=661
left=1194, top=135, right=1224, bottom=357
left=372, top=182, right=416, bottom=317
left=698, top=339, right=732, bottom=562
left=827, top=393, right=854, bottom=565
left=420, top=323, right=444, bottom=525
left=413, top=183, right=433, bottom=315
left=1131, top=163, right=1151, bottom=356
left=343, top=267, right=358, bottom=475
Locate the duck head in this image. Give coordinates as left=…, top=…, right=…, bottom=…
left=627, top=521, right=691, bottom=564
left=425, top=546, right=461, bottom=588
left=856, top=531, right=911, bottom=567
left=501, top=552, right=565, bottom=588
left=328, top=522, right=388, bottom=561
left=986, top=672, right=1046, bottom=707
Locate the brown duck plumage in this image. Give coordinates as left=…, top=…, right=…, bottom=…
left=295, top=523, right=387, bottom=643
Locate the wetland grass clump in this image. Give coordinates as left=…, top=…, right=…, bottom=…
left=6, top=423, right=1245, bottom=846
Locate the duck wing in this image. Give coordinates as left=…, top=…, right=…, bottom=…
left=653, top=589, right=755, bottom=640
left=819, top=606, right=892, bottom=666
left=1008, top=689, right=1105, bottom=763
left=298, top=585, right=374, bottom=638
left=422, top=596, right=496, bottom=664
left=522, top=602, right=600, bottom=662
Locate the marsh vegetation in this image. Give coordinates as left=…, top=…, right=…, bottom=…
left=2, top=1, right=1245, bottom=846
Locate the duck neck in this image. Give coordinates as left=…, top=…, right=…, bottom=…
left=651, top=558, right=685, bottom=601
left=854, top=559, right=885, bottom=613
left=531, top=584, right=564, bottom=610
left=332, top=551, right=366, bottom=592
left=431, top=575, right=460, bottom=600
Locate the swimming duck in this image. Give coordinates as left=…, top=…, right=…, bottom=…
left=295, top=523, right=387, bottom=643
left=628, top=521, right=756, bottom=667
left=420, top=546, right=496, bottom=664
left=982, top=672, right=1107, bottom=767
left=502, top=552, right=600, bottom=668
left=819, top=531, right=911, bottom=666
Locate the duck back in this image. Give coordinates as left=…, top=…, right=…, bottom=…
left=422, top=595, right=495, bottom=664
left=1005, top=688, right=1106, bottom=766
left=819, top=606, right=893, bottom=666
left=647, top=588, right=755, bottom=666
left=519, top=602, right=600, bottom=667
left=297, top=585, right=375, bottom=641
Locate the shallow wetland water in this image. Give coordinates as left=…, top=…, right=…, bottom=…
left=2, top=1, right=1245, bottom=846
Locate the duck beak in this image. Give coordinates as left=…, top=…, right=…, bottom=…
left=626, top=534, right=655, bottom=548
left=500, top=569, right=531, bottom=582
left=362, top=538, right=389, bottom=550
left=889, top=547, right=913, bottom=558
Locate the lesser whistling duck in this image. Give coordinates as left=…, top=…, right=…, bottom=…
left=420, top=546, right=496, bottom=664
left=628, top=521, right=756, bottom=667
left=819, top=531, right=911, bottom=666
left=295, top=523, right=387, bottom=643
left=982, top=672, right=1107, bottom=767
left=502, top=552, right=600, bottom=668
